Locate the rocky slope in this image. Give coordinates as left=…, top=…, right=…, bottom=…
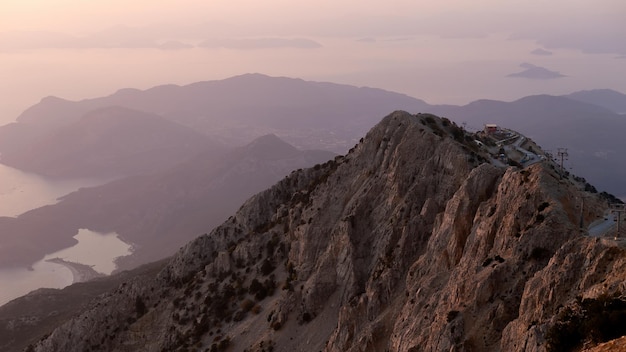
left=0, top=260, right=168, bottom=352
left=28, top=111, right=626, bottom=352
left=0, top=135, right=333, bottom=269
left=429, top=95, right=626, bottom=199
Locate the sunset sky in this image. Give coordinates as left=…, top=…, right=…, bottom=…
left=1, top=0, right=624, bottom=123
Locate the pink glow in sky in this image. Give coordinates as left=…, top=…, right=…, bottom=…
left=0, top=0, right=624, bottom=123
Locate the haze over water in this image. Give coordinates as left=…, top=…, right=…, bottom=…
left=0, top=229, right=131, bottom=307
left=1, top=1, right=624, bottom=123
left=0, top=165, right=125, bottom=306
left=0, top=0, right=624, bottom=309
left=0, top=163, right=106, bottom=217
left=1, top=36, right=624, bottom=127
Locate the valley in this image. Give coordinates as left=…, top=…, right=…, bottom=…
left=3, top=1, right=625, bottom=350
left=0, top=75, right=625, bottom=351
left=17, top=111, right=625, bottom=352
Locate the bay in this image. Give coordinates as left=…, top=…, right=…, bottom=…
left=0, top=163, right=120, bottom=306
left=0, top=163, right=107, bottom=217
left=0, top=229, right=131, bottom=307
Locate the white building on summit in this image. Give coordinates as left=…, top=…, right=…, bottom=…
left=484, top=124, right=498, bottom=134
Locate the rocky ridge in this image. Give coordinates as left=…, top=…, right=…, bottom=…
left=29, top=111, right=626, bottom=352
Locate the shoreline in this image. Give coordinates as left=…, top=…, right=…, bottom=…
left=45, top=257, right=105, bottom=283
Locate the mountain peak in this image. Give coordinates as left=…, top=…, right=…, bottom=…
left=243, top=133, right=299, bottom=159
left=26, top=111, right=617, bottom=352
left=565, top=89, right=626, bottom=114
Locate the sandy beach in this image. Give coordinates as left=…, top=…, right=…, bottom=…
left=45, top=258, right=105, bottom=283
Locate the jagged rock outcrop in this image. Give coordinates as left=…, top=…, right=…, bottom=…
left=29, top=111, right=624, bottom=352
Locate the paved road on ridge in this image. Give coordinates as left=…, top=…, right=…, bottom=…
left=589, top=213, right=617, bottom=237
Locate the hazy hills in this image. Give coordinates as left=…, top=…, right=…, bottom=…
left=429, top=94, right=626, bottom=199
left=564, top=89, right=626, bottom=114
left=2, top=73, right=430, bottom=153
left=1, top=106, right=221, bottom=178
left=2, top=74, right=624, bottom=198
left=0, top=74, right=624, bottom=349
left=1, top=74, right=625, bottom=270
left=22, top=112, right=625, bottom=352
left=0, top=74, right=425, bottom=269
left=0, top=135, right=334, bottom=268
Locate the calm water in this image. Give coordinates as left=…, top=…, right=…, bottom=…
left=0, top=229, right=131, bottom=307
left=0, top=163, right=125, bottom=306
left=0, top=163, right=107, bottom=217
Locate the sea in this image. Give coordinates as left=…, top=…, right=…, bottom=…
left=0, top=163, right=130, bottom=306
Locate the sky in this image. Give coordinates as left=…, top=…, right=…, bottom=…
left=0, top=0, right=625, bottom=123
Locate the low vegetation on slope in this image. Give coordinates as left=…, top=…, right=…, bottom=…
left=24, top=111, right=626, bottom=352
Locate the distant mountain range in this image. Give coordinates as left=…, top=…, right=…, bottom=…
left=429, top=92, right=626, bottom=199
left=0, top=73, right=430, bottom=156
left=1, top=75, right=624, bottom=197
left=0, top=106, right=222, bottom=178
left=564, top=89, right=626, bottom=114
left=0, top=74, right=625, bottom=270
left=16, top=111, right=622, bottom=352
left=0, top=134, right=334, bottom=268
left=1, top=76, right=626, bottom=350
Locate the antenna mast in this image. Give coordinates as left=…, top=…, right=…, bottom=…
left=557, top=148, right=568, bottom=179
left=611, top=204, right=626, bottom=240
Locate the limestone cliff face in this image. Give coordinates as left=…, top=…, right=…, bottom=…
left=30, top=111, right=622, bottom=352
